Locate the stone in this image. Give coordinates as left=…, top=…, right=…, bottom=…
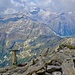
left=44, top=72, right=52, bottom=75
left=52, top=71, right=62, bottom=75
left=47, top=65, right=62, bottom=73
left=59, top=50, right=64, bottom=53
left=2, top=73, right=10, bottom=75
left=0, top=68, right=8, bottom=73
left=37, top=69, right=45, bottom=74
left=18, top=62, right=27, bottom=67
left=62, top=60, right=75, bottom=75
left=28, top=60, right=34, bottom=66
left=0, top=73, right=2, bottom=75
left=51, top=60, right=61, bottom=66
left=32, top=72, right=37, bottom=75
left=12, top=73, right=23, bottom=75
left=36, top=55, right=46, bottom=65
left=23, top=64, right=45, bottom=75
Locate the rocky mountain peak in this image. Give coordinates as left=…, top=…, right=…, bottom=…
left=0, top=38, right=75, bottom=75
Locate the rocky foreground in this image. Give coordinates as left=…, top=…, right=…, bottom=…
left=0, top=38, right=75, bottom=75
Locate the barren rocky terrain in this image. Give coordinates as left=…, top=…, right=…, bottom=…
left=0, top=38, right=75, bottom=75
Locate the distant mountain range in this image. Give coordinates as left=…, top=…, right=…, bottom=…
left=28, top=8, right=75, bottom=36
left=0, top=10, right=75, bottom=67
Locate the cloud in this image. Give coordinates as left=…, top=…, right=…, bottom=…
left=0, top=0, right=13, bottom=14
left=53, top=0, right=74, bottom=12
left=4, top=8, right=18, bottom=14
left=0, top=0, right=75, bottom=14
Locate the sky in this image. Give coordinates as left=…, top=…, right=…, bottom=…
left=0, top=0, right=75, bottom=14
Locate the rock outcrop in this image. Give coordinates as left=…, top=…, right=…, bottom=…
left=0, top=38, right=75, bottom=75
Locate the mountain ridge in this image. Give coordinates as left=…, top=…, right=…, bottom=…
left=0, top=13, right=62, bottom=67
left=0, top=11, right=75, bottom=67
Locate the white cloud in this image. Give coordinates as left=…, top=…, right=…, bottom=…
left=11, top=0, right=24, bottom=7
left=29, top=1, right=36, bottom=6
left=0, top=0, right=75, bottom=14
left=37, top=0, right=52, bottom=7
left=4, top=8, right=18, bottom=14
